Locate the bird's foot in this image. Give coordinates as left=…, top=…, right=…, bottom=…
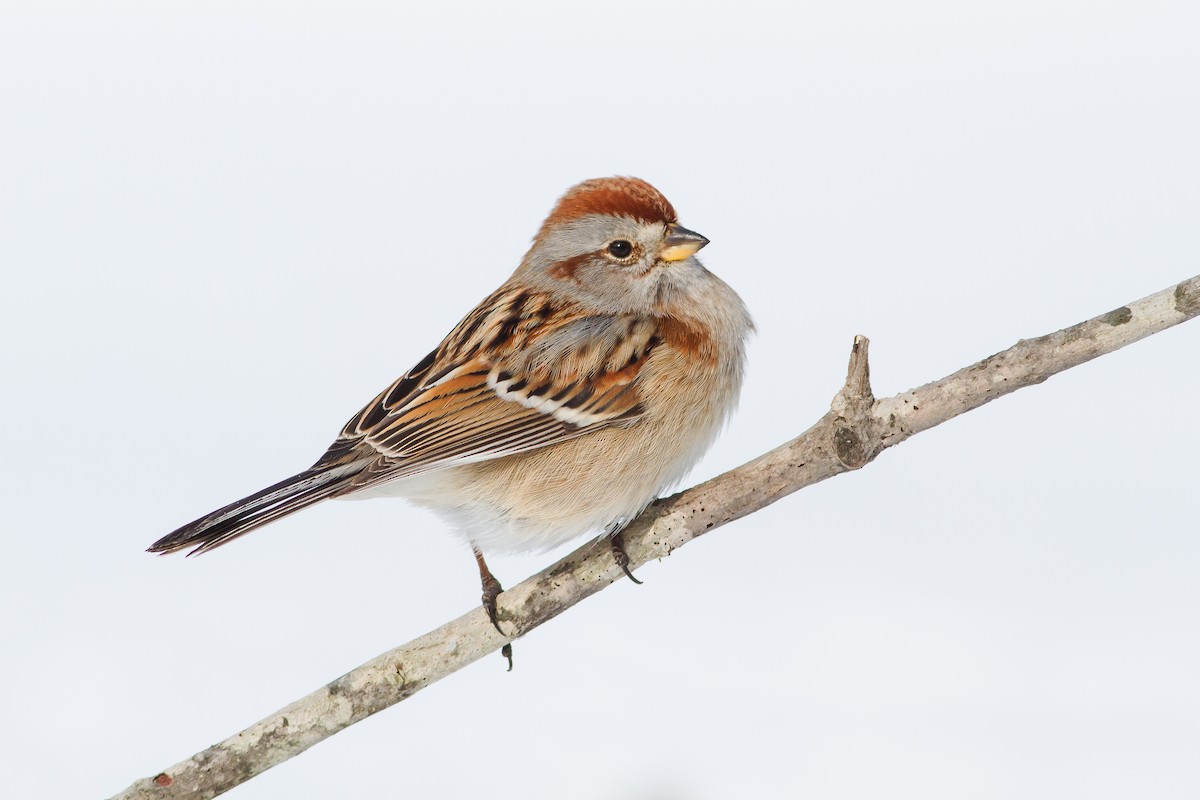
left=473, top=546, right=514, bottom=669
left=610, top=530, right=643, bottom=585
left=480, top=572, right=505, bottom=635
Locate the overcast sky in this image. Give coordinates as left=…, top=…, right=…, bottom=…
left=2, top=2, right=1199, bottom=798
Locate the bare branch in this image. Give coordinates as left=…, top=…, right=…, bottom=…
left=111, top=274, right=1200, bottom=800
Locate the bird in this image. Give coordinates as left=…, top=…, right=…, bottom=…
left=150, top=176, right=752, bottom=643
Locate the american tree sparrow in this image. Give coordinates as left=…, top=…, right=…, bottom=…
left=151, top=177, right=752, bottom=638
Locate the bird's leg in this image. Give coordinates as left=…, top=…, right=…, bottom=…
left=473, top=547, right=514, bottom=670
left=474, top=547, right=506, bottom=633
left=607, top=522, right=643, bottom=585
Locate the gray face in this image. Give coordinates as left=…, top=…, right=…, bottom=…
left=519, top=214, right=710, bottom=315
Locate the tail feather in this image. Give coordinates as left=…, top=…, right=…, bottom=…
left=149, top=465, right=362, bottom=556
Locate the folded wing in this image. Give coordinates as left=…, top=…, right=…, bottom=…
left=322, top=287, right=662, bottom=493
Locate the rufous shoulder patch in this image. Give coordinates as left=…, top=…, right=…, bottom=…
left=655, top=315, right=713, bottom=360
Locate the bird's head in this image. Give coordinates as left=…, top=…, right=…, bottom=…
left=516, top=177, right=712, bottom=314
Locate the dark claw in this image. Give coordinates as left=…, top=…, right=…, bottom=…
left=482, top=585, right=514, bottom=669
left=473, top=547, right=513, bottom=668
left=480, top=574, right=505, bottom=635
left=610, top=531, right=643, bottom=585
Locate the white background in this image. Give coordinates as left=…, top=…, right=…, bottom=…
left=2, top=2, right=1198, bottom=798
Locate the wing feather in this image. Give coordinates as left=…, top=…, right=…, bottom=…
left=313, top=287, right=663, bottom=494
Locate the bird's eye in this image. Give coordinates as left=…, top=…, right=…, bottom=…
left=607, top=240, right=634, bottom=259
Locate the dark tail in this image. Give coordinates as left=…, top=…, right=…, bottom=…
left=148, top=464, right=361, bottom=556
